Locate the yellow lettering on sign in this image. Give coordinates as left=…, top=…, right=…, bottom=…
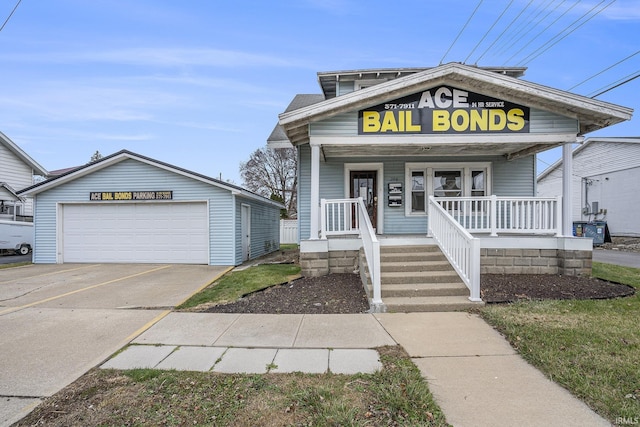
left=102, top=192, right=113, bottom=200
left=362, top=111, right=381, bottom=132
left=380, top=111, right=398, bottom=132
left=507, top=108, right=525, bottom=131
left=489, top=109, right=507, bottom=131
left=405, top=110, right=421, bottom=132
left=451, top=110, right=469, bottom=132
left=470, top=109, right=488, bottom=131
left=432, top=110, right=450, bottom=131
left=114, top=192, right=132, bottom=200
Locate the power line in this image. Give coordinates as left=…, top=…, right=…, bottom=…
left=0, top=0, right=21, bottom=32
left=474, top=0, right=535, bottom=64
left=517, top=0, right=615, bottom=66
left=503, top=0, right=581, bottom=65
left=464, top=0, right=515, bottom=64
left=589, top=71, right=640, bottom=98
left=568, top=49, right=640, bottom=91
left=495, top=0, right=566, bottom=56
left=440, top=0, right=484, bottom=64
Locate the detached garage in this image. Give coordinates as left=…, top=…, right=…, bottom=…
left=19, top=150, right=283, bottom=265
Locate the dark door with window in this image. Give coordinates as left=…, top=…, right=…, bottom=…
left=350, top=171, right=377, bottom=229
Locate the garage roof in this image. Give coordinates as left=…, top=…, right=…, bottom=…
left=18, top=150, right=284, bottom=208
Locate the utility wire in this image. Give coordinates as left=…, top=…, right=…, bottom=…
left=440, top=0, right=484, bottom=64
left=474, top=0, right=535, bottom=64
left=0, top=0, right=21, bottom=32
left=517, top=0, right=615, bottom=66
left=491, top=0, right=553, bottom=57
left=503, top=0, right=581, bottom=65
left=568, top=49, right=640, bottom=91
left=464, top=0, right=515, bottom=64
left=589, top=71, right=640, bottom=98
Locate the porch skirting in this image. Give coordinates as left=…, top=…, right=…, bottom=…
left=480, top=248, right=592, bottom=276
left=299, top=236, right=593, bottom=278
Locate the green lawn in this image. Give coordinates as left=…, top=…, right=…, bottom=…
left=177, top=263, right=302, bottom=309
left=481, top=262, right=640, bottom=423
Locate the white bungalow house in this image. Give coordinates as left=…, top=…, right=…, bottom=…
left=268, top=63, right=633, bottom=312
left=0, top=132, right=48, bottom=254
left=537, top=137, right=640, bottom=238
left=0, top=131, right=48, bottom=219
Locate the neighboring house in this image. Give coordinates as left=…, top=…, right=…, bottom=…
left=0, top=131, right=48, bottom=217
left=19, top=150, right=283, bottom=265
left=537, top=137, right=640, bottom=237
left=268, top=63, right=632, bottom=311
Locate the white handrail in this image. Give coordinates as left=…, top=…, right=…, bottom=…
left=428, top=196, right=481, bottom=302
left=356, top=197, right=382, bottom=306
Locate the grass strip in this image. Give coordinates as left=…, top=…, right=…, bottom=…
left=177, top=263, right=301, bottom=309
left=481, top=262, right=640, bottom=423
left=17, top=346, right=450, bottom=426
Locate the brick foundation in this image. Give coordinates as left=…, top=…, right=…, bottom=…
left=481, top=248, right=592, bottom=276
left=300, top=250, right=359, bottom=277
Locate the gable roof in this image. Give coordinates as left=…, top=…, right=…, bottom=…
left=278, top=63, right=633, bottom=146
left=17, top=149, right=284, bottom=208
left=0, top=131, right=48, bottom=176
left=537, top=137, right=640, bottom=181
left=0, top=182, right=24, bottom=202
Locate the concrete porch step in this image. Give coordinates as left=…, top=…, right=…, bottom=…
left=380, top=260, right=454, bottom=273
left=381, top=282, right=469, bottom=297
left=381, top=270, right=461, bottom=284
left=380, top=245, right=441, bottom=254
left=384, top=295, right=484, bottom=313
left=381, top=253, right=447, bottom=263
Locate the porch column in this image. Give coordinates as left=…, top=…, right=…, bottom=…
left=562, top=142, right=573, bottom=237
left=309, top=143, right=321, bottom=239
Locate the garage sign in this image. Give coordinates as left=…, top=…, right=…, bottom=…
left=89, top=191, right=173, bottom=201
left=358, top=86, right=529, bottom=134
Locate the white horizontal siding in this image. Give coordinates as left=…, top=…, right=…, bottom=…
left=537, top=140, right=640, bottom=236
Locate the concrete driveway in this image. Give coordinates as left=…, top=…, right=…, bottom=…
left=0, top=263, right=230, bottom=427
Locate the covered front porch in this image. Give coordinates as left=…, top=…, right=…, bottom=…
left=301, top=194, right=592, bottom=312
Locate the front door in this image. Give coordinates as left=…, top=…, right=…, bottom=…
left=350, top=171, right=377, bottom=229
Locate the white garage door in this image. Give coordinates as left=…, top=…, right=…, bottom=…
left=62, top=202, right=209, bottom=264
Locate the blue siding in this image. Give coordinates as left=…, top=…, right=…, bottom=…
left=233, top=196, right=280, bottom=264
left=32, top=159, right=280, bottom=265
left=297, top=152, right=535, bottom=237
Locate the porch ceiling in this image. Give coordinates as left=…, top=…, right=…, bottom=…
left=313, top=133, right=577, bottom=161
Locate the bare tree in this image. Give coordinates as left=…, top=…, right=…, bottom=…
left=89, top=150, right=103, bottom=163
left=240, top=146, right=297, bottom=218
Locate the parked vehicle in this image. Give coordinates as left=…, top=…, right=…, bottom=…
left=0, top=219, right=33, bottom=255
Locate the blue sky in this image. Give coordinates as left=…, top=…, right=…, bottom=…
left=1, top=0, right=638, bottom=184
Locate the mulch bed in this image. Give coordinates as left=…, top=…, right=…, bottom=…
left=481, top=274, right=635, bottom=303
left=193, top=271, right=635, bottom=314
left=200, top=273, right=371, bottom=314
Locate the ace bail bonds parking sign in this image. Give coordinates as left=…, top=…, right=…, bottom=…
left=358, top=86, right=530, bottom=135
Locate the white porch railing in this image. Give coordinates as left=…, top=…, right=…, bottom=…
left=435, top=195, right=562, bottom=236
left=320, top=198, right=382, bottom=306
left=320, top=198, right=360, bottom=239
left=428, top=196, right=481, bottom=302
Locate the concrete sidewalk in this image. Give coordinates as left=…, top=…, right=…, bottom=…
left=99, top=312, right=611, bottom=427
left=375, top=312, right=610, bottom=427
left=101, top=313, right=395, bottom=374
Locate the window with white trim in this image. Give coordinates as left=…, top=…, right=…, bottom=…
left=405, top=163, right=491, bottom=216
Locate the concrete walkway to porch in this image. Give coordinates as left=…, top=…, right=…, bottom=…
left=375, top=312, right=610, bottom=427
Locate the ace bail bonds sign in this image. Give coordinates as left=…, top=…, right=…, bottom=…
left=358, top=86, right=530, bottom=135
